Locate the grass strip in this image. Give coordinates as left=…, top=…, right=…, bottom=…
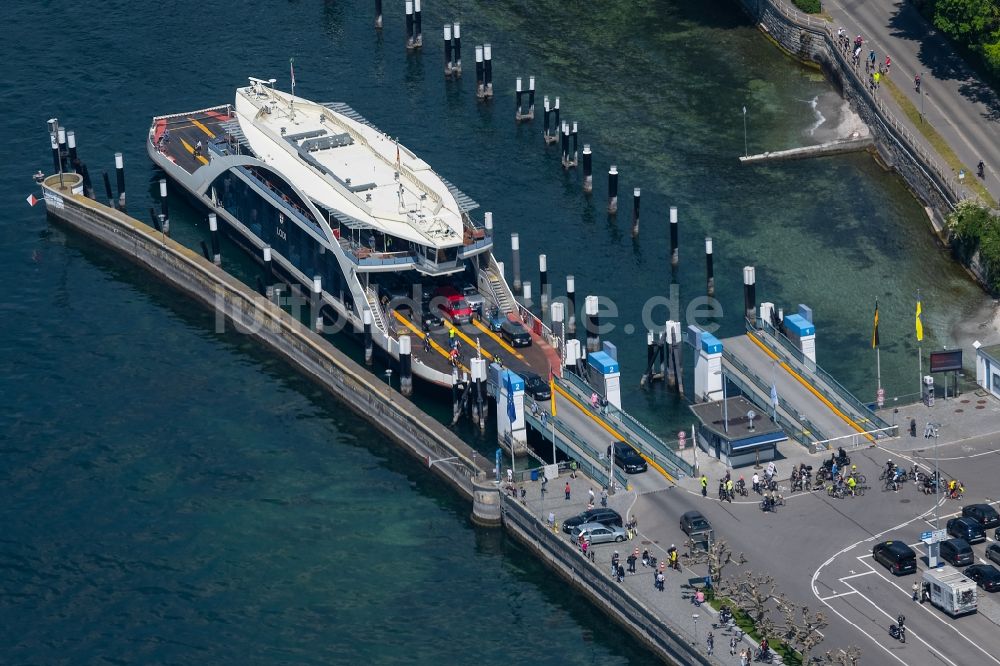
left=882, top=77, right=996, bottom=207
left=708, top=596, right=802, bottom=666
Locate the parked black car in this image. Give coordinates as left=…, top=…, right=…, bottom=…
left=947, top=517, right=987, bottom=544
left=562, top=508, right=623, bottom=534
left=940, top=538, right=974, bottom=567
left=965, top=564, right=1000, bottom=592
left=522, top=371, right=551, bottom=401
left=607, top=441, right=647, bottom=474
left=872, top=540, right=917, bottom=576
left=499, top=320, right=532, bottom=347
left=987, top=543, right=1000, bottom=567
left=962, top=503, right=1000, bottom=529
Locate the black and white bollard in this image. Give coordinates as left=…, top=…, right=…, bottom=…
left=405, top=1, right=415, bottom=49
left=363, top=309, right=374, bottom=365
left=475, top=45, right=485, bottom=98
left=443, top=24, right=453, bottom=76
left=483, top=43, right=493, bottom=98
left=642, top=330, right=656, bottom=387
left=114, top=152, right=126, bottom=210
left=582, top=144, right=593, bottom=193
left=607, top=165, right=618, bottom=214
left=67, top=130, right=78, bottom=166
left=452, top=22, right=462, bottom=75
left=571, top=121, right=578, bottom=165
left=526, top=76, right=535, bottom=120
left=413, top=0, right=422, bottom=47
left=57, top=126, right=68, bottom=169
left=539, top=254, right=549, bottom=314
left=566, top=274, right=577, bottom=335
left=399, top=335, right=413, bottom=396
left=743, top=266, right=757, bottom=326
left=49, top=132, right=61, bottom=175
left=515, top=77, right=523, bottom=121
left=542, top=97, right=557, bottom=145
left=585, top=295, right=600, bottom=353
left=632, top=187, right=641, bottom=237
left=159, top=178, right=170, bottom=235
left=553, top=97, right=560, bottom=141
left=375, top=0, right=383, bottom=29
left=550, top=301, right=565, bottom=360
left=209, top=213, right=221, bottom=264
left=522, top=281, right=533, bottom=312
left=102, top=171, right=114, bottom=207
left=511, top=232, right=522, bottom=293
left=312, top=276, right=324, bottom=332
left=670, top=206, right=679, bottom=268
left=705, top=237, right=715, bottom=297
left=560, top=122, right=570, bottom=168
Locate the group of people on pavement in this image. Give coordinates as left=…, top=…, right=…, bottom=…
left=837, top=28, right=890, bottom=93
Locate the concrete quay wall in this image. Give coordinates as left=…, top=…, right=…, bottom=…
left=737, top=0, right=958, bottom=217
left=500, top=495, right=713, bottom=666
left=40, top=175, right=487, bottom=503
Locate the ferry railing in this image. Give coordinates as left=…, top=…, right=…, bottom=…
left=557, top=373, right=694, bottom=479
left=523, top=404, right=629, bottom=490
left=752, top=320, right=888, bottom=431
left=718, top=354, right=819, bottom=450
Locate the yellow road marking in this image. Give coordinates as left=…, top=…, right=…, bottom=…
left=552, top=382, right=675, bottom=484
left=188, top=117, right=217, bottom=139
left=471, top=318, right=524, bottom=359
left=550, top=376, right=557, bottom=417
left=745, top=332, right=873, bottom=442
left=392, top=310, right=469, bottom=373
left=445, top=321, right=498, bottom=362
left=179, top=138, right=209, bottom=165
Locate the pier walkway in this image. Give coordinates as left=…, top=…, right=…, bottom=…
left=720, top=321, right=894, bottom=450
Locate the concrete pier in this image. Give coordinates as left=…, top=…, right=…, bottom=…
left=39, top=172, right=490, bottom=507
left=739, top=135, right=873, bottom=164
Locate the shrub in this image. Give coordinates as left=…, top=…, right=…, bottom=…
left=791, top=0, right=822, bottom=12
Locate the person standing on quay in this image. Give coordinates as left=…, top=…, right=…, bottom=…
left=700, top=474, right=708, bottom=497
left=588, top=487, right=595, bottom=506
left=564, top=481, right=571, bottom=500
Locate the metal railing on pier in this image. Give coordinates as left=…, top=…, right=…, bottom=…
left=558, top=372, right=694, bottom=479
left=753, top=320, right=889, bottom=431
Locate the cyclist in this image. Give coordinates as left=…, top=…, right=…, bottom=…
left=846, top=474, right=857, bottom=496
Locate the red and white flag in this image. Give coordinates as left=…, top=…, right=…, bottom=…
left=26, top=193, right=38, bottom=207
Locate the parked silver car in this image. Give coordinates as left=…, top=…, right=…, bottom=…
left=570, top=522, right=628, bottom=544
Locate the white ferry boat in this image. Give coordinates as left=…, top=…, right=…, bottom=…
left=147, top=78, right=558, bottom=387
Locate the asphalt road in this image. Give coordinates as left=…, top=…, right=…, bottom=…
left=824, top=0, right=1000, bottom=200
left=636, top=430, right=1000, bottom=664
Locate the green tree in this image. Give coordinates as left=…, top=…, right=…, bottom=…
left=947, top=198, right=992, bottom=262
left=931, top=0, right=1000, bottom=45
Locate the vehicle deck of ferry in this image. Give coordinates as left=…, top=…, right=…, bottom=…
left=150, top=106, right=561, bottom=386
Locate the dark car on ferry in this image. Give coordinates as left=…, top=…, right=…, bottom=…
left=562, top=508, right=623, bottom=534
left=499, top=320, right=532, bottom=348
left=607, top=441, right=647, bottom=474
left=522, top=371, right=551, bottom=401
left=964, top=564, right=1000, bottom=592
left=947, top=517, right=987, bottom=544
left=962, top=503, right=1000, bottom=529
left=872, top=540, right=917, bottom=576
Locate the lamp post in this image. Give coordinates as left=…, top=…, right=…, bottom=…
left=692, top=613, right=700, bottom=646
left=929, top=422, right=941, bottom=566
left=384, top=368, right=394, bottom=405
left=742, top=106, right=748, bottom=158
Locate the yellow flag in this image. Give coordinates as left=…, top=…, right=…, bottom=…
left=916, top=300, right=924, bottom=342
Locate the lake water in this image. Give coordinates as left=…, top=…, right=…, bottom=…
left=1, top=0, right=987, bottom=663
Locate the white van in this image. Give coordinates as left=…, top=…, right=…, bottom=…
left=923, top=566, right=977, bottom=616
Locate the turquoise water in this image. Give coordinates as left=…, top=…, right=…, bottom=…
left=1, top=0, right=987, bottom=663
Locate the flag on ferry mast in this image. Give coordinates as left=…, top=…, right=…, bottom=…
left=289, top=58, right=295, bottom=93
left=871, top=299, right=880, bottom=349
left=915, top=299, right=924, bottom=342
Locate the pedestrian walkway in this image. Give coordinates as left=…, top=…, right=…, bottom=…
left=513, top=475, right=767, bottom=665
left=820, top=0, right=1000, bottom=204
